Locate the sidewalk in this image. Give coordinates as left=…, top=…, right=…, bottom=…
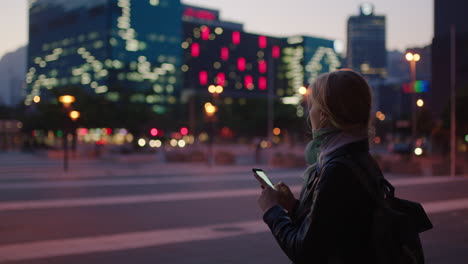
left=0, top=151, right=296, bottom=180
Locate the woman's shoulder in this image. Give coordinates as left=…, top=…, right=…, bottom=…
left=317, top=157, right=372, bottom=195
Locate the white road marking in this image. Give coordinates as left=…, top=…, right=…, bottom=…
left=0, top=197, right=467, bottom=262
left=422, top=198, right=468, bottom=214
left=0, top=174, right=290, bottom=189
left=0, top=173, right=466, bottom=190
left=0, top=186, right=303, bottom=212
left=0, top=176, right=467, bottom=212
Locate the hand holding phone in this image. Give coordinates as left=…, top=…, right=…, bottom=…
left=252, top=168, right=276, bottom=190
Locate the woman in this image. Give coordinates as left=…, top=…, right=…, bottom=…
left=255, top=69, right=379, bottom=264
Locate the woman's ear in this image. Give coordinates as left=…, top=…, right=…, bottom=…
left=319, top=111, right=331, bottom=127
left=319, top=111, right=327, bottom=122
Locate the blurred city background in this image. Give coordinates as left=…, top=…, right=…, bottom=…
left=0, top=0, right=467, bottom=263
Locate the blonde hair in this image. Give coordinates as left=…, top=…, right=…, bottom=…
left=308, top=69, right=374, bottom=134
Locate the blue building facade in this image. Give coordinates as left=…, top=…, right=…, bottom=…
left=26, top=0, right=183, bottom=114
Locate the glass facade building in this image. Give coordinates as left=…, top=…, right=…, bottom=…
left=26, top=0, right=183, bottom=114
left=346, top=3, right=386, bottom=79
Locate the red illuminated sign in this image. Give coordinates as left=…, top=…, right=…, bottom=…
left=259, top=77, right=267, bottom=90
left=221, top=47, right=229, bottom=61
left=245, top=75, right=253, bottom=89
left=259, top=36, right=267, bottom=49
left=191, top=43, right=200, bottom=57
left=232, top=31, right=241, bottom=45
left=201, top=26, right=210, bottom=40
left=258, top=60, right=267, bottom=73
left=183, top=8, right=217, bottom=21
left=199, top=71, right=208, bottom=85
left=272, top=45, right=280, bottom=58
left=216, top=72, right=226, bottom=86
left=237, top=57, right=246, bottom=71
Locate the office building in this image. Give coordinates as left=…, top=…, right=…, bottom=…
left=346, top=3, right=386, bottom=79
left=26, top=0, right=183, bottom=114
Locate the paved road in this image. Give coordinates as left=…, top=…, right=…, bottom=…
left=0, top=153, right=467, bottom=263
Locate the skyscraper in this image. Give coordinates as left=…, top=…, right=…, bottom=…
left=346, top=3, right=386, bottom=79
left=432, top=0, right=468, bottom=119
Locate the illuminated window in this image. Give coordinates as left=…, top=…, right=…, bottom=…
left=216, top=72, right=225, bottom=86
left=258, top=60, right=267, bottom=73
left=232, top=31, right=241, bottom=45
left=259, top=36, right=267, bottom=49
left=272, top=45, right=281, bottom=58
left=221, top=47, right=229, bottom=61
left=201, top=26, right=210, bottom=40
left=259, top=77, right=267, bottom=90
left=153, top=84, right=163, bottom=93
left=199, top=71, right=208, bottom=85
left=96, top=85, right=108, bottom=94
left=215, top=27, right=223, bottom=34
left=244, top=75, right=254, bottom=90
left=237, top=57, right=246, bottom=71
left=191, top=43, right=200, bottom=57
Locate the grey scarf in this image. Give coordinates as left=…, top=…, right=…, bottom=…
left=305, top=127, right=368, bottom=169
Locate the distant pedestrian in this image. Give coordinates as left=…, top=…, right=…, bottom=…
left=254, top=69, right=431, bottom=264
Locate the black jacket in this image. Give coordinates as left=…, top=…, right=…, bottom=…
left=263, top=139, right=379, bottom=264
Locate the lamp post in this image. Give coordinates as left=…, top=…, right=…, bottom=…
left=204, top=101, right=217, bottom=166
left=206, top=85, right=223, bottom=166
left=405, top=52, right=420, bottom=144
left=58, top=95, right=77, bottom=172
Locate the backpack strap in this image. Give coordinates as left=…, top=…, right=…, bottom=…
left=329, top=154, right=394, bottom=207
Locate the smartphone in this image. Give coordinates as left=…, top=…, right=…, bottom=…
left=252, top=168, right=275, bottom=189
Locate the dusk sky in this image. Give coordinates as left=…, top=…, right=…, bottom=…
left=0, top=0, right=433, bottom=58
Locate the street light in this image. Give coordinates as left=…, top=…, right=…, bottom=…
left=58, top=95, right=77, bottom=172
left=298, top=86, right=308, bottom=96
left=59, top=95, right=76, bottom=108
left=208, top=85, right=223, bottom=96
left=206, top=85, right=223, bottom=166
left=417, top=99, right=424, bottom=108
left=405, top=52, right=420, bottom=142
left=204, top=102, right=217, bottom=117
left=69, top=111, right=80, bottom=121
